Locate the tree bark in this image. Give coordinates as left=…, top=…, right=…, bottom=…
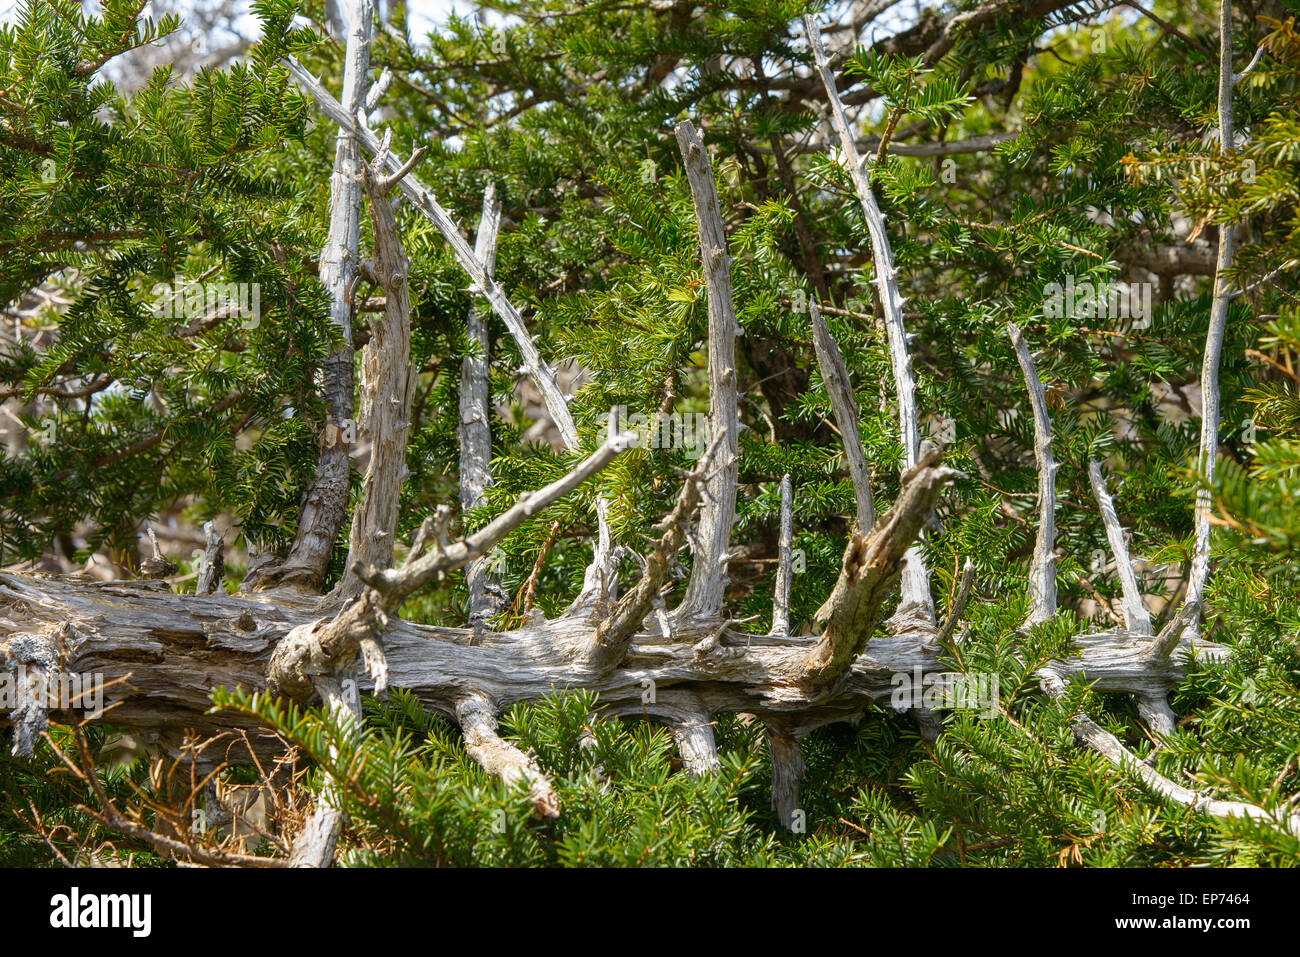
left=337, top=139, right=419, bottom=600
left=807, top=15, right=933, bottom=626
left=673, top=120, right=740, bottom=624
left=251, top=0, right=375, bottom=594
left=460, top=185, right=503, bottom=623
left=2, top=566, right=1221, bottom=745
left=1185, top=0, right=1239, bottom=641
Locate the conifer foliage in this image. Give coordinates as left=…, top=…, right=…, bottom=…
left=1, top=0, right=1298, bottom=866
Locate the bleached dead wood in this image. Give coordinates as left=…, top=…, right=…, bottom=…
left=999, top=320, right=1212, bottom=749
left=1008, top=322, right=1057, bottom=627
left=1008, top=322, right=1189, bottom=735
left=456, top=693, right=560, bottom=817
left=804, top=445, right=962, bottom=692
left=765, top=722, right=806, bottom=831
left=936, top=557, right=974, bottom=645
left=771, top=474, right=793, bottom=638
left=265, top=429, right=640, bottom=702
left=4, top=527, right=1231, bottom=831
left=672, top=720, right=722, bottom=776
left=288, top=65, right=408, bottom=861
left=2, top=570, right=1224, bottom=737
left=1082, top=459, right=1183, bottom=733
left=3, top=622, right=65, bottom=756
left=0, top=448, right=973, bottom=772
left=805, top=14, right=933, bottom=625
left=1185, top=0, right=1239, bottom=641
left=283, top=57, right=617, bottom=612
left=1040, top=674, right=1300, bottom=840
left=1086, top=460, right=1152, bottom=636
left=859, top=131, right=1017, bottom=157
left=260, top=432, right=640, bottom=841
left=1146, top=601, right=1201, bottom=663
left=141, top=526, right=176, bottom=580
left=255, top=0, right=375, bottom=593
left=461, top=185, right=503, bottom=622
left=588, top=441, right=717, bottom=671
left=288, top=675, right=359, bottom=866
left=672, top=119, right=740, bottom=624
left=661, top=694, right=721, bottom=776
left=194, top=521, right=224, bottom=597
left=810, top=300, right=874, bottom=532
left=337, top=134, right=419, bottom=600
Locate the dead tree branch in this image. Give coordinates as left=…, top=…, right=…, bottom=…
left=1008, top=322, right=1057, bottom=627
left=461, top=184, right=503, bottom=623
left=672, top=119, right=741, bottom=624
left=588, top=440, right=719, bottom=671
left=252, top=0, right=374, bottom=593
left=455, top=692, right=560, bottom=818
left=284, top=56, right=618, bottom=614
left=264, top=428, right=639, bottom=703
left=1041, top=674, right=1300, bottom=839
left=804, top=444, right=962, bottom=693
left=1185, top=0, right=1239, bottom=641
left=806, top=14, right=933, bottom=625
left=810, top=300, right=874, bottom=532
left=195, top=521, right=225, bottom=597
left=337, top=131, right=421, bottom=601
left=1087, top=460, right=1152, bottom=636
left=765, top=721, right=806, bottom=832
left=771, top=473, right=794, bottom=638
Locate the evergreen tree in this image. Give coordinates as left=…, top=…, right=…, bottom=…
left=1, top=0, right=1297, bottom=867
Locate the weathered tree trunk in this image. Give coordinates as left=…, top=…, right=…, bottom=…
left=673, top=120, right=740, bottom=625
left=807, top=16, right=935, bottom=628
left=336, top=137, right=419, bottom=601
left=0, top=563, right=1222, bottom=750
left=1184, top=0, right=1240, bottom=641
left=459, top=186, right=503, bottom=624
left=248, top=0, right=375, bottom=593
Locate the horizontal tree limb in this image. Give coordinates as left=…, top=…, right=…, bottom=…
left=1, top=571, right=1224, bottom=747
